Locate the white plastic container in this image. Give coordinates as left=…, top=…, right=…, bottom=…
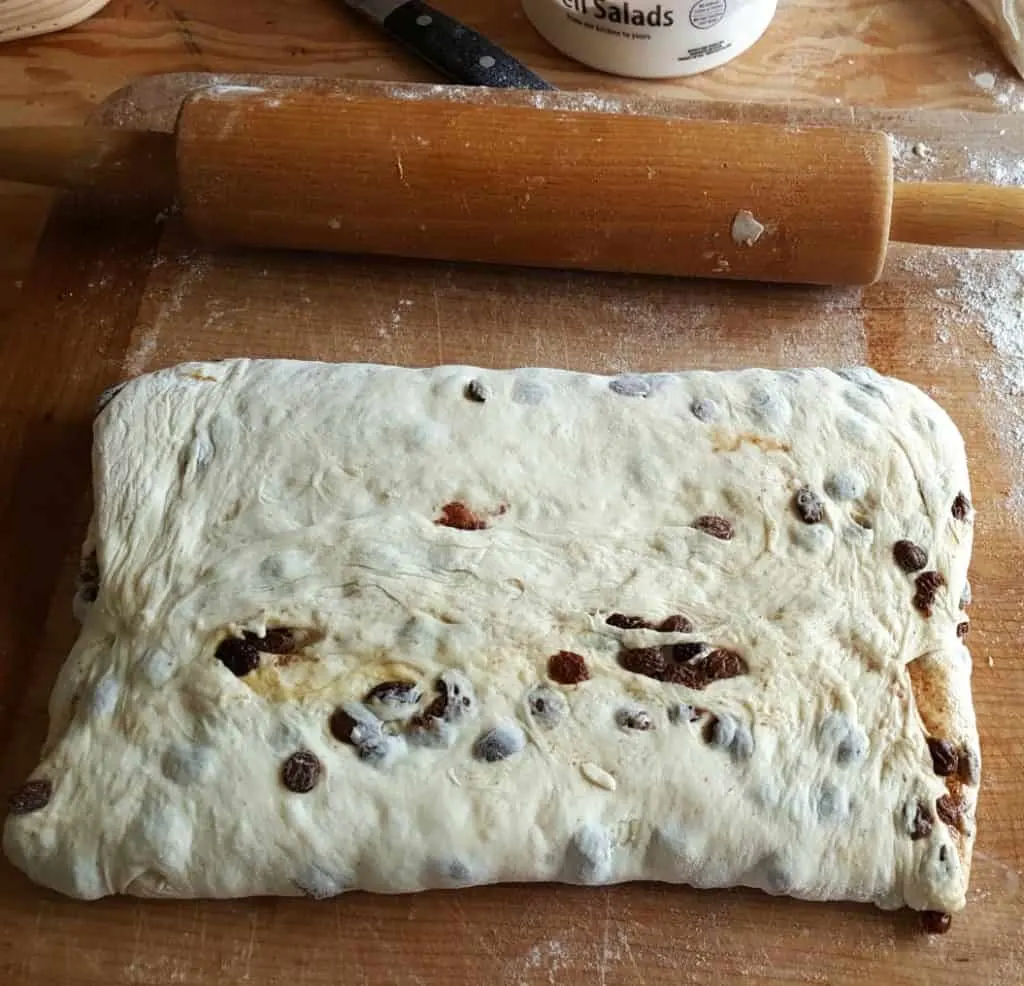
left=521, top=0, right=778, bottom=78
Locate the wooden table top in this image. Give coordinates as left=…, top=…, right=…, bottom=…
left=1, top=0, right=1023, bottom=323
left=2, top=5, right=1024, bottom=983
left=1, top=70, right=1022, bottom=984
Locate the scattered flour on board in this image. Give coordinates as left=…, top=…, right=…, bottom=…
left=778, top=289, right=867, bottom=367
left=888, top=132, right=1024, bottom=526
left=122, top=254, right=212, bottom=377
left=968, top=67, right=1024, bottom=111
left=122, top=328, right=159, bottom=378
left=965, top=146, right=1024, bottom=185
left=544, top=90, right=632, bottom=114
left=594, top=285, right=866, bottom=374
left=946, top=253, right=1024, bottom=524
left=895, top=244, right=1024, bottom=527
left=376, top=298, right=414, bottom=338
left=503, top=938, right=571, bottom=985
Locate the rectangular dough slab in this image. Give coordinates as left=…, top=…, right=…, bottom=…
left=4, top=361, right=979, bottom=913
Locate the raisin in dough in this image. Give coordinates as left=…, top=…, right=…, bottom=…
left=4, top=362, right=979, bottom=912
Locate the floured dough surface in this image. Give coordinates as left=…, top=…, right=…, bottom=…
left=4, top=361, right=979, bottom=912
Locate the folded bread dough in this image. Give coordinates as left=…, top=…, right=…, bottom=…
left=4, top=361, right=979, bottom=914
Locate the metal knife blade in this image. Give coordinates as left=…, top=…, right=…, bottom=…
left=341, top=0, right=555, bottom=90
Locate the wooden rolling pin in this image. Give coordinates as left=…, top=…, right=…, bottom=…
left=3, top=85, right=1024, bottom=286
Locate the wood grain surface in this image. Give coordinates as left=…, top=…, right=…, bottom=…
left=175, top=89, right=894, bottom=284
left=0, top=73, right=1022, bottom=985
left=2, top=0, right=1024, bottom=320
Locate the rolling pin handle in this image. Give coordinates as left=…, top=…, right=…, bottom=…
left=0, top=127, right=176, bottom=204
left=891, top=182, right=1024, bottom=250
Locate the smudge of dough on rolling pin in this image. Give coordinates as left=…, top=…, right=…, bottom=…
left=731, top=210, right=766, bottom=247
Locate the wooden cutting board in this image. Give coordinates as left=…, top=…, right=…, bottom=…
left=1, top=73, right=1022, bottom=985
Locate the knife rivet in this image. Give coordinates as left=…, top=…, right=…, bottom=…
left=478, top=55, right=496, bottom=69
left=415, top=14, right=432, bottom=26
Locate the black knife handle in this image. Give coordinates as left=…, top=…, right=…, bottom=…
left=382, top=1, right=555, bottom=90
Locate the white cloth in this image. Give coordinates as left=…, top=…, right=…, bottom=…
left=967, top=1, right=1024, bottom=76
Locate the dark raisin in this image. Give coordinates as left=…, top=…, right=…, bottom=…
left=412, top=680, right=453, bottom=724
left=893, top=540, right=927, bottom=573
left=472, top=724, right=526, bottom=762
left=665, top=648, right=747, bottom=690
left=693, top=515, right=734, bottom=540
left=429, top=671, right=474, bottom=721
left=436, top=501, right=487, bottom=531
left=958, top=746, right=980, bottom=786
left=8, top=779, right=52, bottom=816
left=690, top=397, right=719, bottom=422
left=913, top=571, right=946, bottom=618
left=618, top=646, right=667, bottom=680
left=615, top=708, right=654, bottom=731
left=365, top=680, right=421, bottom=707
left=605, top=613, right=654, bottom=630
left=332, top=705, right=391, bottom=761
left=281, top=751, right=321, bottom=793
left=215, top=637, right=261, bottom=676
left=404, top=712, right=441, bottom=745
left=421, top=694, right=448, bottom=720
left=951, top=492, right=971, bottom=521
left=936, top=793, right=966, bottom=833
left=658, top=614, right=693, bottom=633
left=434, top=676, right=455, bottom=711
left=244, top=627, right=297, bottom=655
left=665, top=665, right=691, bottom=687
left=702, top=713, right=755, bottom=762
left=464, top=379, right=491, bottom=403
left=956, top=621, right=969, bottom=640
left=609, top=375, right=650, bottom=398
left=910, top=801, right=933, bottom=840
left=703, top=714, right=733, bottom=747
left=926, top=738, right=959, bottom=777
left=793, top=488, right=825, bottom=524
left=527, top=685, right=567, bottom=729
left=667, top=703, right=701, bottom=724
left=329, top=707, right=359, bottom=743
left=920, top=911, right=952, bottom=935
left=708, top=648, right=747, bottom=678
left=80, top=551, right=99, bottom=583
left=670, top=641, right=707, bottom=663
left=548, top=651, right=589, bottom=685
left=78, top=550, right=100, bottom=601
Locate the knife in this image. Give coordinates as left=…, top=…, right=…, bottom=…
left=342, top=0, right=555, bottom=89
